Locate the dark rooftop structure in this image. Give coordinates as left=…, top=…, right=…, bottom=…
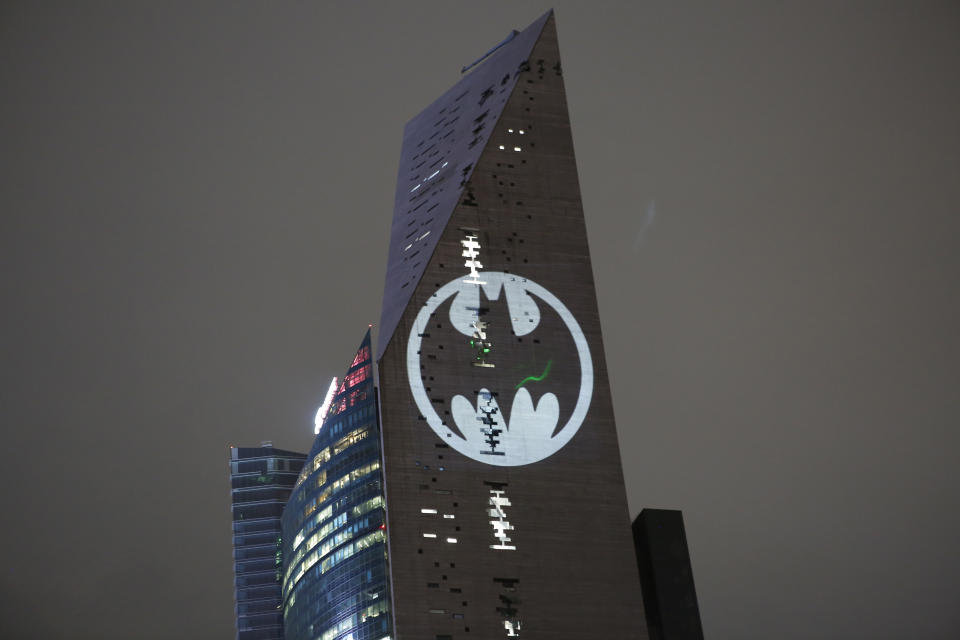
left=633, top=509, right=704, bottom=640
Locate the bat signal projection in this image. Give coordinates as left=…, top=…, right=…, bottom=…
left=408, top=235, right=594, bottom=466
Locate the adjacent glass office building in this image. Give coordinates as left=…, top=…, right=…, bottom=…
left=279, top=331, right=391, bottom=640
left=230, top=443, right=307, bottom=640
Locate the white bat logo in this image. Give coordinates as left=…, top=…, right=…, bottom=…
left=407, top=272, right=592, bottom=466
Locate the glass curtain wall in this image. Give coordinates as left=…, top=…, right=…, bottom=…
left=281, top=330, right=391, bottom=640
left=230, top=444, right=307, bottom=640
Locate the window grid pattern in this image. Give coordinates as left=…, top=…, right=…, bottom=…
left=230, top=446, right=307, bottom=640
left=280, top=331, right=392, bottom=640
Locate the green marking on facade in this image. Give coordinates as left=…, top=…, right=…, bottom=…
left=515, top=360, right=553, bottom=390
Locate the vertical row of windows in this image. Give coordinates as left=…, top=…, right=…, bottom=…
left=408, top=44, right=562, bottom=640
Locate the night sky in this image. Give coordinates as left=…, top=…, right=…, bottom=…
left=2, top=2, right=958, bottom=638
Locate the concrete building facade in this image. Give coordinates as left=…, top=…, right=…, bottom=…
left=375, top=11, right=648, bottom=639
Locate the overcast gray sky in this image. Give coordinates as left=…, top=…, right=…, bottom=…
left=2, top=2, right=958, bottom=638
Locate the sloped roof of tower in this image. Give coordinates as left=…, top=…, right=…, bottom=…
left=376, top=10, right=553, bottom=360
left=299, top=328, right=373, bottom=477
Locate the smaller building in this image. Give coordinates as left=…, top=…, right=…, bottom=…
left=633, top=509, right=705, bottom=640
left=230, top=442, right=307, bottom=640
left=280, top=330, right=391, bottom=640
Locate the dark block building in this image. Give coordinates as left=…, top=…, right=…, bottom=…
left=375, top=10, right=648, bottom=638
left=280, top=331, right=392, bottom=640
left=230, top=443, right=307, bottom=640
left=633, top=509, right=704, bottom=640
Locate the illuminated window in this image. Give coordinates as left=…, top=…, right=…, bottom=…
left=283, top=496, right=384, bottom=593
left=421, top=508, right=438, bottom=515
left=326, top=385, right=370, bottom=418
left=340, top=365, right=371, bottom=392
left=461, top=235, right=485, bottom=286
left=446, top=537, right=458, bottom=543
left=360, top=599, right=390, bottom=621
left=488, top=488, right=516, bottom=550
left=423, top=533, right=437, bottom=538
left=494, top=578, right=522, bottom=637
left=350, top=345, right=371, bottom=367
left=317, top=614, right=356, bottom=640
left=333, top=428, right=370, bottom=456
left=287, top=529, right=386, bottom=596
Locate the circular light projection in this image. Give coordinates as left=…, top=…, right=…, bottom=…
left=407, top=272, right=593, bottom=466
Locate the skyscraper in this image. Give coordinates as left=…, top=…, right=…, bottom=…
left=375, top=10, right=648, bottom=639
left=280, top=331, right=392, bottom=640
left=230, top=443, right=307, bottom=640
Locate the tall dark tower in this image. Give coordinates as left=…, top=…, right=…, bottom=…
left=376, top=10, right=648, bottom=639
